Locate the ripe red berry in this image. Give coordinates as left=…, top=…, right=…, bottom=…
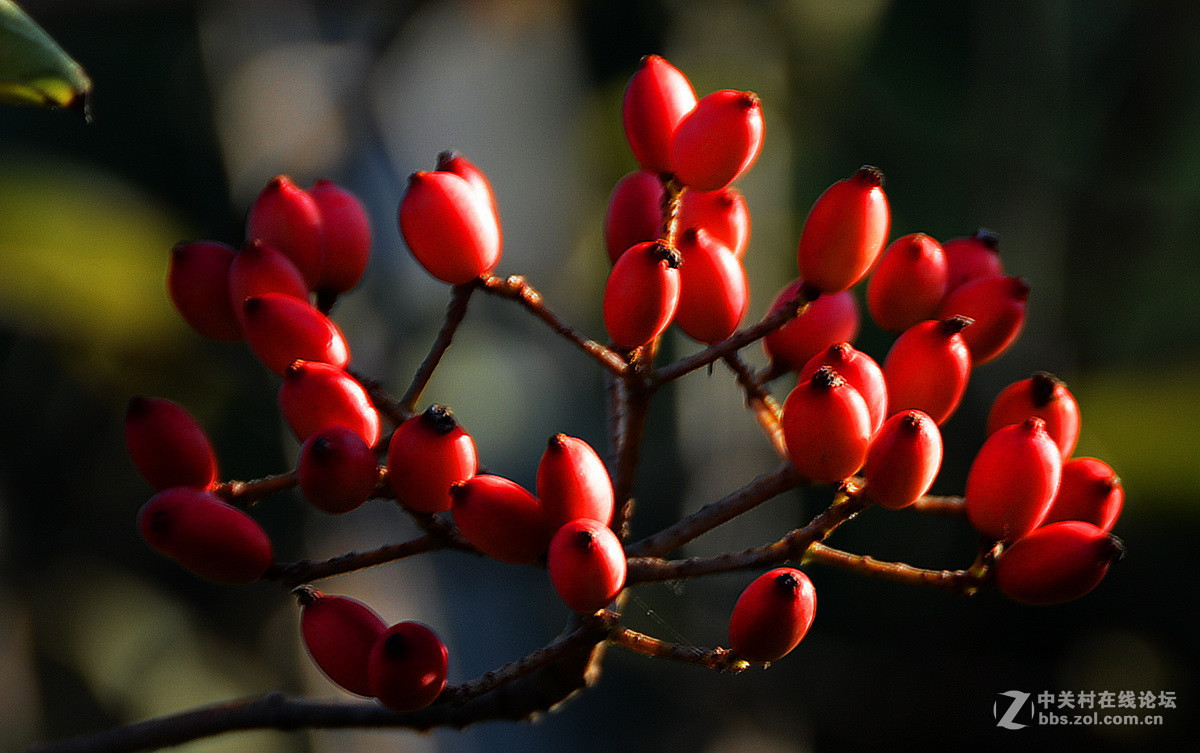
left=168, top=241, right=241, bottom=341
left=1042, top=457, right=1124, bottom=532
left=537, top=435, right=614, bottom=529
left=308, top=179, right=371, bottom=296
left=986, top=372, right=1081, bottom=460
left=866, top=233, right=948, bottom=332
left=799, top=343, right=888, bottom=436
left=279, top=360, right=380, bottom=447
left=368, top=622, right=448, bottom=712
left=386, top=405, right=478, bottom=514
left=242, top=293, right=351, bottom=376
left=994, top=521, right=1124, bottom=605
left=678, top=186, right=751, bottom=258
left=125, top=396, right=218, bottom=490
left=781, top=366, right=873, bottom=483
left=965, top=417, right=1062, bottom=541
left=227, top=239, right=310, bottom=326
left=670, top=90, right=764, bottom=191
left=622, top=55, right=697, bottom=174
left=942, top=228, right=1002, bottom=292
left=673, top=227, right=749, bottom=344
left=298, top=426, right=380, bottom=514
left=862, top=410, right=943, bottom=509
left=796, top=166, right=891, bottom=294
left=728, top=568, right=817, bottom=663
left=247, top=175, right=324, bottom=288
left=450, top=475, right=550, bottom=564
left=762, top=281, right=859, bottom=373
left=137, top=487, right=273, bottom=584
left=937, top=274, right=1029, bottom=364
left=547, top=519, right=627, bottom=614
left=602, top=240, right=682, bottom=349
left=882, top=316, right=973, bottom=425
left=604, top=170, right=664, bottom=264
left=297, top=588, right=387, bottom=696
left=436, top=151, right=501, bottom=229
left=399, top=169, right=502, bottom=285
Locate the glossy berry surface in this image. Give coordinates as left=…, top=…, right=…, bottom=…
left=450, top=475, right=550, bottom=564
left=965, top=417, right=1062, bottom=541
left=247, top=175, right=324, bottom=288
left=436, top=151, right=501, bottom=227
left=622, top=54, right=697, bottom=174
left=866, top=233, right=948, bottom=332
left=227, top=239, right=310, bottom=326
left=241, top=293, right=350, bottom=376
left=942, top=228, right=1002, bottom=292
left=298, top=588, right=387, bottom=696
left=781, top=366, right=872, bottom=483
left=986, top=372, right=1081, bottom=460
left=547, top=519, right=627, bottom=614
left=882, top=316, right=973, bottom=425
left=862, top=410, right=943, bottom=509
left=679, top=186, right=751, bottom=258
left=670, top=89, right=764, bottom=191
left=368, top=622, right=448, bottom=712
left=763, top=281, right=859, bottom=373
left=537, top=434, right=614, bottom=529
left=1043, top=457, right=1124, bottom=532
left=279, top=360, right=380, bottom=446
left=398, top=169, right=502, bottom=284
left=799, top=343, right=888, bottom=436
left=602, top=241, right=682, bottom=349
left=298, top=426, right=379, bottom=514
left=386, top=405, right=478, bottom=514
left=994, top=521, right=1123, bottom=605
left=673, top=227, right=749, bottom=344
left=604, top=169, right=664, bottom=264
left=728, top=568, right=817, bottom=663
left=796, top=166, right=890, bottom=294
left=938, top=274, right=1029, bottom=364
left=125, top=396, right=218, bottom=490
left=309, top=179, right=371, bottom=296
left=168, top=240, right=241, bottom=341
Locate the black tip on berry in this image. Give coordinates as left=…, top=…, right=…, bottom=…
left=825, top=342, right=852, bottom=362
left=774, top=571, right=801, bottom=596
left=382, top=632, right=410, bottom=658
left=292, top=585, right=322, bottom=606
left=853, top=165, right=885, bottom=187
left=1010, top=277, right=1031, bottom=301
left=679, top=227, right=701, bottom=245
left=899, top=411, right=926, bottom=432
left=1101, top=533, right=1127, bottom=563
left=653, top=242, right=683, bottom=269
left=284, top=360, right=307, bottom=377
left=737, top=91, right=761, bottom=109
left=938, top=315, right=974, bottom=336
left=242, top=296, right=263, bottom=316
left=421, top=404, right=459, bottom=435
left=309, top=436, right=335, bottom=459
left=448, top=480, right=470, bottom=501
left=1029, top=372, right=1064, bottom=406
left=971, top=228, right=1000, bottom=251
left=547, top=433, right=569, bottom=451
left=574, top=528, right=597, bottom=550
left=810, top=365, right=845, bottom=390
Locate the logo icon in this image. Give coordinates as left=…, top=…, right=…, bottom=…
left=994, top=690, right=1032, bottom=730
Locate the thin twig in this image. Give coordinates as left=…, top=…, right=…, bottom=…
left=722, top=353, right=788, bottom=460
left=908, top=495, right=967, bottom=517
left=610, top=347, right=655, bottom=540
left=608, top=626, right=750, bottom=673
left=349, top=369, right=412, bottom=427
left=400, top=282, right=476, bottom=412
left=802, top=542, right=981, bottom=595
left=213, top=471, right=298, bottom=508
left=264, top=535, right=469, bottom=588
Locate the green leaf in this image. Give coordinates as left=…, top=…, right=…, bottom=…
left=0, top=0, right=90, bottom=115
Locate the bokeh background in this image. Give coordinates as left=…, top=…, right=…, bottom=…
left=2, top=1, right=1198, bottom=751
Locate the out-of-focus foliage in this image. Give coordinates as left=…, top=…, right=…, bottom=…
left=0, top=0, right=90, bottom=111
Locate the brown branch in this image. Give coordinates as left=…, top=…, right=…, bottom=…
left=264, top=535, right=467, bottom=588
left=802, top=542, right=981, bottom=595
left=609, top=347, right=655, bottom=540
left=213, top=471, right=298, bottom=508
left=608, top=626, right=750, bottom=673
left=349, top=369, right=412, bottom=427
left=400, top=282, right=477, bottom=412
left=722, top=353, right=788, bottom=460
left=908, top=495, right=967, bottom=517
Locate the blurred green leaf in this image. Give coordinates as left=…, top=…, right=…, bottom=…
left=0, top=0, right=90, bottom=114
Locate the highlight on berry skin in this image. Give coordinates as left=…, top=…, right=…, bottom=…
left=728, top=568, right=817, bottom=663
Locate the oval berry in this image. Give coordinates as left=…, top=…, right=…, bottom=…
left=679, top=186, right=751, bottom=258
left=622, top=55, right=697, bottom=174
left=602, top=240, right=682, bottom=349
left=168, top=240, right=241, bottom=341
left=227, top=239, right=310, bottom=326
left=796, top=166, right=891, bottom=293
left=995, top=521, right=1124, bottom=605
left=309, top=179, right=371, bottom=296
left=728, top=568, right=817, bottom=663
left=882, top=316, right=973, bottom=425
left=297, top=588, right=387, bottom=696
left=965, top=417, right=1062, bottom=541
left=674, top=227, right=749, bottom=344
left=866, top=232, right=948, bottom=332
left=368, top=622, right=448, bottom=712
left=938, top=274, right=1029, bottom=364
left=987, top=371, right=1081, bottom=460
left=450, top=475, right=550, bottom=564
left=547, top=519, right=627, bottom=614
left=137, top=487, right=273, bottom=584
left=298, top=426, right=379, bottom=514
left=781, top=366, right=872, bottom=483
left=862, top=410, right=943, bottom=509
left=670, top=90, right=764, bottom=191
left=398, top=170, right=502, bottom=285
left=280, top=360, right=380, bottom=446
left=242, top=293, right=351, bottom=376
left=537, top=434, right=614, bottom=529
left=125, top=396, right=218, bottom=490
left=762, top=281, right=859, bottom=373
left=942, top=228, right=1002, bottom=292
left=386, top=405, right=478, bottom=515
left=604, top=170, right=664, bottom=265
left=436, top=151, right=501, bottom=228
left=1043, top=457, right=1123, bottom=532
left=247, top=175, right=324, bottom=288
left=799, top=343, right=888, bottom=436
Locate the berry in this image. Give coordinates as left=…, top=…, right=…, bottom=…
left=398, top=169, right=502, bottom=285
left=622, top=55, right=697, bottom=174
left=435, top=151, right=501, bottom=228
left=241, top=293, right=351, bottom=376
left=937, top=274, right=1029, bottom=364
left=986, top=372, right=1081, bottom=460
left=602, top=240, right=682, bottom=349
left=247, top=175, right=324, bottom=288
left=537, top=434, right=614, bottom=529
left=125, top=396, right=218, bottom=490
left=965, top=417, right=1062, bottom=541
left=799, top=343, right=888, bottom=436
left=862, top=410, right=943, bottom=509
left=942, top=228, right=1002, bottom=292
left=603, top=170, right=664, bottom=264
left=728, top=568, right=817, bottom=663
left=450, top=475, right=550, bottom=564
left=670, top=90, right=764, bottom=191
left=547, top=519, right=627, bottom=614
left=298, top=426, right=380, bottom=514
left=308, top=179, right=371, bottom=296
left=678, top=186, right=751, bottom=258
left=882, top=316, right=973, bottom=425
left=995, top=521, right=1124, bottom=605
left=796, top=166, right=891, bottom=293
left=297, top=588, right=387, bottom=696
left=866, top=233, right=948, bottom=332
left=168, top=241, right=241, bottom=341
left=1043, top=457, right=1124, bottom=532
left=386, top=405, right=479, bottom=514
left=781, top=366, right=872, bottom=483
left=673, top=227, right=749, bottom=344
left=762, top=281, right=859, bottom=373
left=137, top=487, right=273, bottom=584
left=368, top=622, right=448, bottom=712
left=279, top=360, right=380, bottom=446
left=227, top=239, right=310, bottom=326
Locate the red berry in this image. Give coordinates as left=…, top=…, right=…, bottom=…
left=602, top=240, right=682, bottom=349
left=436, top=151, right=501, bottom=229
left=1043, top=457, right=1124, bottom=532
left=168, top=241, right=241, bottom=341
left=297, top=588, right=387, bottom=696
left=398, top=169, right=502, bottom=285
left=368, top=622, right=448, bottom=712
left=882, top=316, right=973, bottom=425
left=603, top=170, right=664, bottom=264
left=862, top=410, right=943, bottom=509
left=537, top=435, right=614, bottom=529
left=986, top=372, right=1081, bottom=460
left=137, top=487, right=273, bottom=584
left=547, top=519, right=627, bottom=614
left=679, top=186, right=751, bottom=258
left=942, top=228, right=1002, bottom=292
left=670, top=90, right=764, bottom=191
left=622, top=55, right=697, bottom=174
left=450, top=475, right=550, bottom=564
left=242, top=293, right=351, bottom=376
left=125, top=397, right=218, bottom=490
left=866, top=232, right=948, bottom=332
left=995, top=521, right=1123, bottom=605
left=386, top=405, right=479, bottom=514
left=796, top=166, right=891, bottom=293
left=799, top=343, right=888, bottom=436
left=728, top=568, right=817, bottom=663
left=227, top=239, right=310, bottom=326
left=762, top=281, right=860, bottom=373
left=781, top=366, right=872, bottom=483
left=280, top=360, right=380, bottom=446
left=965, top=417, right=1062, bottom=541
left=308, top=179, right=371, bottom=296
left=938, top=274, right=1029, bottom=364
left=298, top=426, right=380, bottom=514
left=673, top=227, right=749, bottom=344
left=247, top=175, right=324, bottom=288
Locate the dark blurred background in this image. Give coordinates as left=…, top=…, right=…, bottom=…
left=2, top=1, right=1197, bottom=751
